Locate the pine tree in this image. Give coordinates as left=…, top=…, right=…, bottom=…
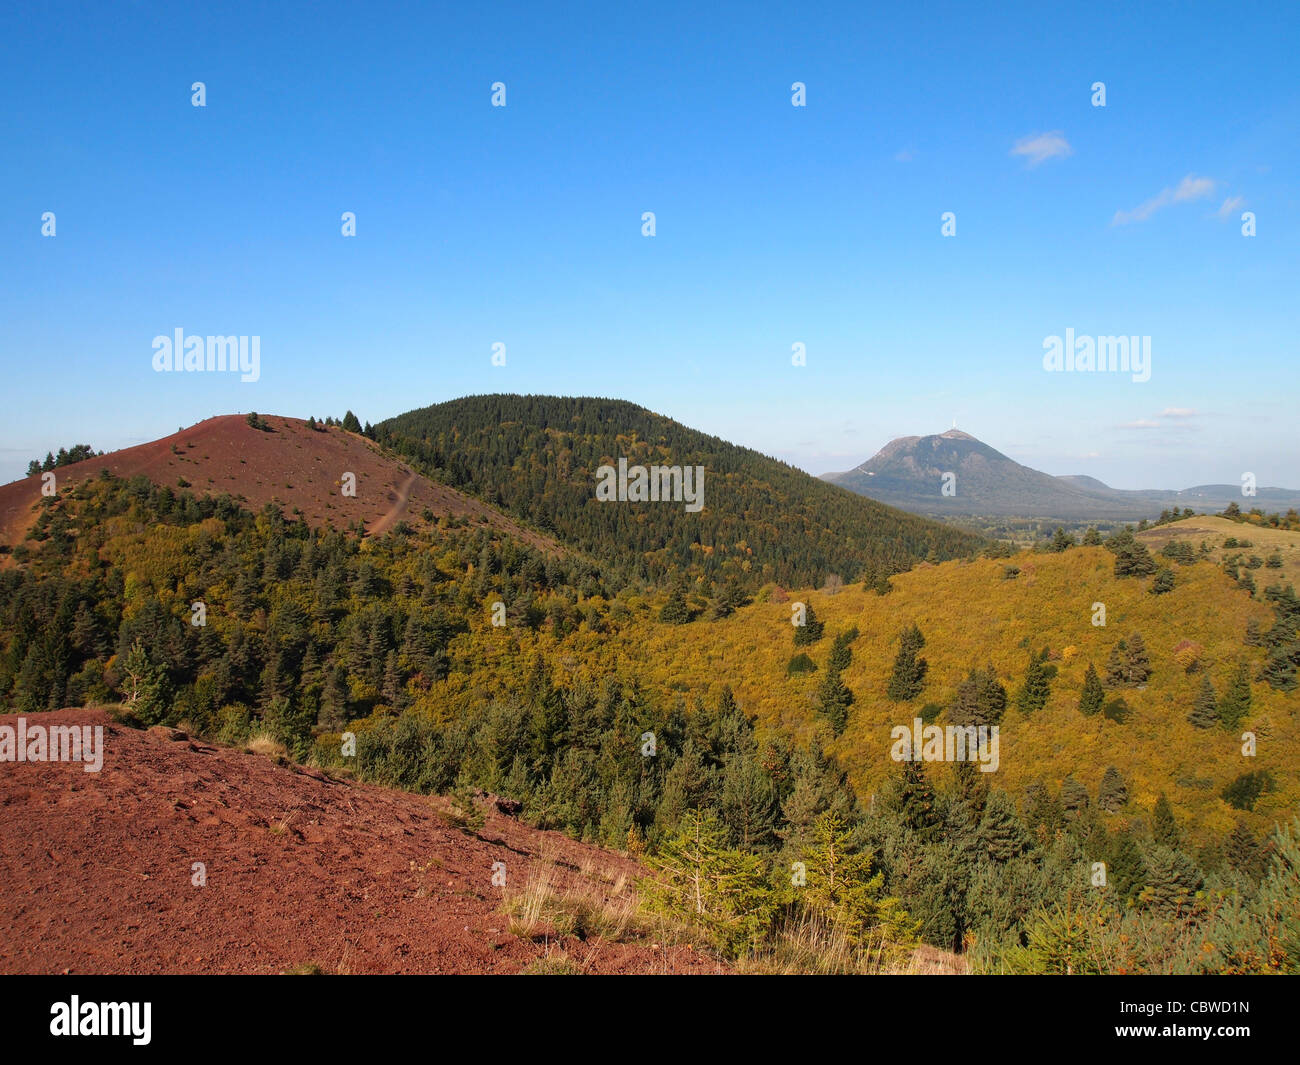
left=1104, top=640, right=1129, bottom=687
left=1151, top=568, right=1175, bottom=594
left=1225, top=819, right=1267, bottom=882
left=1083, top=526, right=1102, bottom=546
left=1140, top=846, right=1202, bottom=917
left=1078, top=663, right=1105, bottom=716
left=800, top=811, right=914, bottom=948
left=827, top=628, right=856, bottom=673
left=1187, top=675, right=1218, bottom=729
left=950, top=665, right=1006, bottom=726
left=1016, top=652, right=1051, bottom=715
left=1218, top=661, right=1252, bottom=730
left=1151, top=793, right=1180, bottom=848
left=1107, top=829, right=1148, bottom=905
left=641, top=809, right=775, bottom=958
left=885, top=623, right=927, bottom=700
left=1126, top=633, right=1151, bottom=685
left=815, top=668, right=853, bottom=736
left=892, top=759, right=941, bottom=842
left=659, top=588, right=692, bottom=624
left=1060, top=774, right=1090, bottom=816
left=792, top=603, right=825, bottom=646
left=341, top=410, right=363, bottom=433
left=978, top=791, right=1031, bottom=862
left=1098, top=766, right=1128, bottom=812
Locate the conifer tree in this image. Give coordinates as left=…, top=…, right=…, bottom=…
left=1106, top=829, right=1148, bottom=905
left=792, top=603, right=825, bottom=646
left=1098, top=766, right=1128, bottom=812
left=659, top=587, right=692, bottom=624
left=1151, top=793, right=1180, bottom=848
left=1078, top=663, right=1105, bottom=716
left=1016, top=652, right=1051, bottom=715
left=1060, top=775, right=1090, bottom=816
left=885, top=623, right=927, bottom=700
left=978, top=791, right=1031, bottom=862
left=1126, top=633, right=1151, bottom=684
left=815, top=668, right=853, bottom=736
left=1187, top=675, right=1219, bottom=729
left=1139, top=846, right=1202, bottom=917
left=1218, top=661, right=1252, bottom=730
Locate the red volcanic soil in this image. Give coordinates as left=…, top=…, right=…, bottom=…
left=0, top=415, right=553, bottom=551
left=0, top=708, right=724, bottom=975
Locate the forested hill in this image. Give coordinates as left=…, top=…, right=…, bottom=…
left=375, top=395, right=983, bottom=590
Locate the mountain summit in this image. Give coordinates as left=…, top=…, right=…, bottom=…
left=822, top=430, right=1300, bottom=520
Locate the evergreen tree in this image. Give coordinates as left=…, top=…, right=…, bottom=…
left=1104, top=640, right=1129, bottom=687
left=1060, top=774, right=1090, bottom=816
left=341, top=410, right=363, bottom=433
left=1187, top=675, right=1219, bottom=729
left=949, top=665, right=1006, bottom=727
left=1218, top=661, right=1252, bottom=730
left=815, top=668, right=853, bottom=736
left=1225, top=820, right=1267, bottom=882
left=885, top=623, right=927, bottom=701
left=1126, top=633, right=1151, bottom=684
left=1106, top=829, right=1148, bottom=906
left=641, top=809, right=775, bottom=958
left=1151, top=568, right=1175, bottom=595
left=658, top=588, right=692, bottom=625
left=978, top=791, right=1031, bottom=862
left=1016, top=652, right=1051, bottom=715
left=1098, top=766, right=1128, bottom=812
left=1083, top=526, right=1102, bottom=546
left=792, top=603, right=825, bottom=646
left=1078, top=663, right=1105, bottom=716
left=1140, top=846, right=1202, bottom=917
left=1151, top=793, right=1180, bottom=848
left=892, top=759, right=941, bottom=842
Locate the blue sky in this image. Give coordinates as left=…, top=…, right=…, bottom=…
left=2, top=0, right=1297, bottom=490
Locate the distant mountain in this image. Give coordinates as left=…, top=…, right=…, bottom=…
left=822, top=429, right=1300, bottom=520
left=376, top=395, right=983, bottom=589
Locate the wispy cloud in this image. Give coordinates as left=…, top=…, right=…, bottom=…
left=1010, top=130, right=1072, bottom=167
left=1217, top=195, right=1245, bottom=219
left=894, top=147, right=915, bottom=163
left=1111, top=174, right=1217, bottom=225
left=1119, top=408, right=1201, bottom=430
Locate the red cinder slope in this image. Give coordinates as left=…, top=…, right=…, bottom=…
left=0, top=415, right=553, bottom=551
left=0, top=708, right=723, bottom=975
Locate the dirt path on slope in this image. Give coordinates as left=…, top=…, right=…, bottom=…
left=367, top=470, right=418, bottom=537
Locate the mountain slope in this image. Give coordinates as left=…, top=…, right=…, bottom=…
left=376, top=395, right=983, bottom=589
left=824, top=429, right=1300, bottom=520
left=0, top=415, right=555, bottom=552
left=0, top=708, right=719, bottom=975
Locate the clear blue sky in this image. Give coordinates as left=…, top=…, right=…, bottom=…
left=2, top=0, right=1297, bottom=489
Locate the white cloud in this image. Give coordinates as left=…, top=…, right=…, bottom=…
left=1119, top=419, right=1160, bottom=429
left=1010, top=130, right=1072, bottom=167
left=1217, top=195, right=1245, bottom=219
left=1159, top=407, right=1198, bottom=418
left=1112, top=174, right=1217, bottom=225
